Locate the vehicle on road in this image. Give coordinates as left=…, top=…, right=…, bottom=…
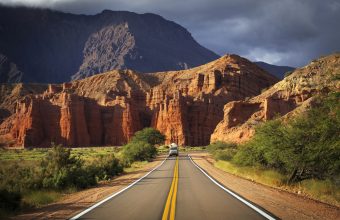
left=168, top=143, right=179, bottom=157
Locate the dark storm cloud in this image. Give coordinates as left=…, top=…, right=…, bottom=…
left=2, top=0, right=340, bottom=67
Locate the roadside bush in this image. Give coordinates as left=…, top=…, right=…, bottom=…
left=0, top=162, right=42, bottom=192
left=207, top=141, right=237, bottom=161
left=0, top=145, right=126, bottom=215
left=214, top=150, right=236, bottom=161
left=122, top=128, right=164, bottom=165
left=90, top=154, right=123, bottom=181
left=233, top=92, right=340, bottom=183
left=41, top=143, right=96, bottom=189
left=233, top=119, right=286, bottom=169
left=131, top=127, right=165, bottom=146
left=0, top=145, right=125, bottom=193
left=122, top=141, right=157, bottom=165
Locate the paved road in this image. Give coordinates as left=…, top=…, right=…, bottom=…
left=74, top=155, right=273, bottom=220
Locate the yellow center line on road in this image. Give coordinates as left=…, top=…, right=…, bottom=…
left=162, top=157, right=179, bottom=220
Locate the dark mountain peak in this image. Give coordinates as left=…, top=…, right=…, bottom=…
left=98, top=9, right=138, bottom=17
left=254, top=61, right=295, bottom=79
left=0, top=6, right=219, bottom=83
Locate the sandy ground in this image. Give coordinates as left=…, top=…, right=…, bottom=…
left=11, top=157, right=165, bottom=220
left=190, top=153, right=340, bottom=220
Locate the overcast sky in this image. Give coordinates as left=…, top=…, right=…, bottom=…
left=1, top=0, right=340, bottom=67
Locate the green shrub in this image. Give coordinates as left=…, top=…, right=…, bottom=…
left=0, top=162, right=41, bottom=192
left=233, top=119, right=287, bottom=169
left=121, top=128, right=164, bottom=165
left=90, top=154, right=123, bottom=181
left=41, top=143, right=96, bottom=189
left=122, top=141, right=157, bottom=165
left=131, top=128, right=165, bottom=146
left=0, top=145, right=126, bottom=215
left=207, top=141, right=237, bottom=161
left=213, top=150, right=237, bottom=161
left=0, top=145, right=124, bottom=194
left=233, top=92, right=340, bottom=183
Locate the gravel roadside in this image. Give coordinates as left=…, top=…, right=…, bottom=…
left=190, top=152, right=340, bottom=220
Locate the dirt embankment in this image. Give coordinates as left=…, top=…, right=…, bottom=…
left=11, top=157, right=165, bottom=220
left=191, top=153, right=340, bottom=220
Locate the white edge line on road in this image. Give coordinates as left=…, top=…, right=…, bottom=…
left=69, top=157, right=168, bottom=220
left=188, top=155, right=276, bottom=220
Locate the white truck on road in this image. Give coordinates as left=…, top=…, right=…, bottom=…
left=168, top=143, right=179, bottom=157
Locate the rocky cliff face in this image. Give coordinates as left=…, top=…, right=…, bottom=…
left=0, top=83, right=47, bottom=123
left=147, top=55, right=277, bottom=145
left=211, top=53, right=340, bottom=143
left=0, top=6, right=218, bottom=83
left=0, top=82, right=144, bottom=148
left=0, top=55, right=277, bottom=148
left=72, top=23, right=136, bottom=80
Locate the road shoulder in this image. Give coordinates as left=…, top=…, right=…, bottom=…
left=190, top=153, right=340, bottom=220
left=11, top=157, right=165, bottom=220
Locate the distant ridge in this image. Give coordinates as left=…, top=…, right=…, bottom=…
left=255, top=61, right=295, bottom=79
left=0, top=6, right=219, bottom=83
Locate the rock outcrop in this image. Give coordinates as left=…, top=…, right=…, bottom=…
left=0, top=89, right=143, bottom=148
left=0, top=83, right=47, bottom=122
left=211, top=53, right=340, bottom=143
left=0, top=55, right=277, bottom=148
left=148, top=55, right=277, bottom=145
left=4, top=54, right=337, bottom=148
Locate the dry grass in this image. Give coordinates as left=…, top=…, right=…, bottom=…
left=214, top=160, right=340, bottom=206
left=22, top=190, right=64, bottom=208
left=215, top=160, right=287, bottom=187
left=0, top=147, right=120, bottom=162
left=123, top=161, right=149, bottom=173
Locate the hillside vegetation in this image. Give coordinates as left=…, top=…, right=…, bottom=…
left=0, top=127, right=164, bottom=218
left=208, top=92, right=340, bottom=205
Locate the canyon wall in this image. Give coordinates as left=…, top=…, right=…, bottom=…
left=211, top=53, right=340, bottom=143
left=3, top=54, right=338, bottom=148
left=0, top=55, right=278, bottom=148
left=147, top=55, right=277, bottom=145
left=0, top=92, right=142, bottom=148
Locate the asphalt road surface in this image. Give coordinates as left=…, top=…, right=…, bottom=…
left=73, top=155, right=275, bottom=220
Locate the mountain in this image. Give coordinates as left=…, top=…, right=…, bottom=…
left=211, top=53, right=340, bottom=143
left=255, top=61, right=295, bottom=79
left=0, top=54, right=23, bottom=83
left=0, top=6, right=218, bottom=83
left=0, top=54, right=277, bottom=148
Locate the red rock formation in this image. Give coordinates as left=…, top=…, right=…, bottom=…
left=0, top=90, right=143, bottom=147
left=59, top=93, right=90, bottom=146
left=148, top=55, right=277, bottom=145
left=151, top=92, right=189, bottom=145
left=211, top=53, right=340, bottom=144
left=0, top=55, right=278, bottom=148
